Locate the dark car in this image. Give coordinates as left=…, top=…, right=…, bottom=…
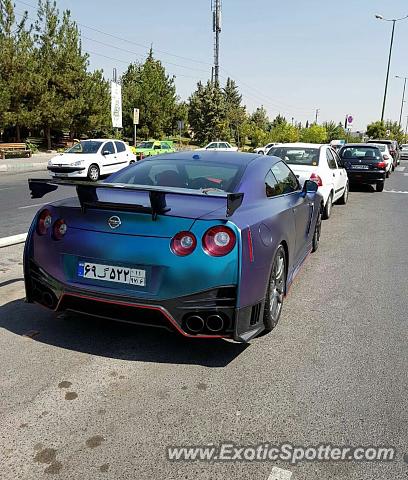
left=25, top=151, right=323, bottom=343
left=338, top=144, right=387, bottom=192
left=367, top=139, right=400, bottom=168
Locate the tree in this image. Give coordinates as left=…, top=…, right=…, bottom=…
left=250, top=106, right=269, bottom=131
left=384, top=120, right=404, bottom=143
left=34, top=0, right=91, bottom=149
left=323, top=121, right=346, bottom=142
left=122, top=50, right=177, bottom=140
left=270, top=123, right=299, bottom=143
left=271, top=114, right=286, bottom=128
left=300, top=124, right=327, bottom=143
left=188, top=80, right=229, bottom=144
left=223, top=78, right=246, bottom=146
left=0, top=0, right=38, bottom=140
left=366, top=121, right=386, bottom=139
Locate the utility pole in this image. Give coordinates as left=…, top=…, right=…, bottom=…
left=395, top=75, right=407, bottom=128
left=315, top=109, right=320, bottom=124
left=211, top=0, right=222, bottom=84
left=405, top=115, right=408, bottom=142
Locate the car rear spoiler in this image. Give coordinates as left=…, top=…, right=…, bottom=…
left=28, top=178, right=244, bottom=220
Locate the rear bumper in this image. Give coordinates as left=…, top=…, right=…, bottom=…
left=24, top=260, right=264, bottom=342
left=346, top=170, right=386, bottom=184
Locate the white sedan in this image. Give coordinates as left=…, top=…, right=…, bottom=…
left=268, top=143, right=349, bottom=219
left=198, top=141, right=238, bottom=152
left=371, top=143, right=393, bottom=176
left=47, top=139, right=136, bottom=181
left=254, top=142, right=278, bottom=155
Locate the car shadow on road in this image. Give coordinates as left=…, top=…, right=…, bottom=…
left=0, top=298, right=248, bottom=367
left=349, top=184, right=376, bottom=193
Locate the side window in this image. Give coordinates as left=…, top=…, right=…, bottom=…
left=114, top=141, right=126, bottom=153
left=265, top=170, right=279, bottom=197
left=206, top=143, right=217, bottom=149
left=326, top=149, right=337, bottom=169
left=220, top=143, right=229, bottom=149
left=332, top=149, right=342, bottom=167
left=271, top=161, right=299, bottom=194
left=103, top=142, right=115, bottom=155
left=161, top=143, right=170, bottom=150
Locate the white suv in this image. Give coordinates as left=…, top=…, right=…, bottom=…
left=48, top=139, right=136, bottom=181
left=268, top=143, right=349, bottom=219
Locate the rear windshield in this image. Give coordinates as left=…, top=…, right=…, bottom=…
left=110, top=159, right=245, bottom=192
left=268, top=147, right=320, bottom=166
left=339, top=146, right=382, bottom=160
left=66, top=141, right=102, bottom=154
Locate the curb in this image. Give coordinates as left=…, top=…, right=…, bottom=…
left=0, top=162, right=48, bottom=174
left=0, top=233, right=27, bottom=248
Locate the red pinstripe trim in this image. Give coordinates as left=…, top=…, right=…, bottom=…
left=57, top=293, right=227, bottom=339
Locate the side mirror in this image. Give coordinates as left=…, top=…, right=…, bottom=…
left=303, top=179, right=318, bottom=194
left=102, top=150, right=110, bottom=156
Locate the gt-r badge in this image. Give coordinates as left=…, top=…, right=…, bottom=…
left=108, top=216, right=121, bottom=229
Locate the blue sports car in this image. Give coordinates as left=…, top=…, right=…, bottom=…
left=25, top=151, right=323, bottom=342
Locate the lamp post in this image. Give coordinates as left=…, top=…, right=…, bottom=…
left=375, top=14, right=408, bottom=122
left=395, top=75, right=407, bottom=128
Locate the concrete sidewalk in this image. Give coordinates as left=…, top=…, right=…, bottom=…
left=0, top=152, right=55, bottom=174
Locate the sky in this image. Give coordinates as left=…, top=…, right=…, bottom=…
left=13, top=0, right=408, bottom=131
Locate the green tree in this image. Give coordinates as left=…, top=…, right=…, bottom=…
left=250, top=106, right=269, bottom=131
left=271, top=114, right=286, bottom=128
left=270, top=123, right=299, bottom=143
left=188, top=80, right=229, bottom=144
left=0, top=0, right=38, bottom=140
left=34, top=0, right=91, bottom=149
left=300, top=124, right=327, bottom=143
left=384, top=120, right=404, bottom=143
left=223, top=78, right=246, bottom=146
left=366, top=121, right=386, bottom=139
left=323, top=121, right=346, bottom=142
left=122, top=50, right=177, bottom=140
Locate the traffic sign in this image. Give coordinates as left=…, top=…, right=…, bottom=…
left=347, top=115, right=353, bottom=126
left=133, top=108, right=140, bottom=125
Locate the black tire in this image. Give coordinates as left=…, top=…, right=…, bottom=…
left=263, top=245, right=286, bottom=333
left=322, top=192, right=333, bottom=219
left=87, top=164, right=100, bottom=182
left=386, top=171, right=390, bottom=178
left=258, top=150, right=264, bottom=155
left=337, top=182, right=349, bottom=205
left=312, top=207, right=322, bottom=252
left=376, top=181, right=384, bottom=192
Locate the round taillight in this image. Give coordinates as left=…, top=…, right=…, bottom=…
left=53, top=219, right=67, bottom=240
left=37, top=209, right=52, bottom=235
left=171, top=231, right=197, bottom=256
left=203, top=226, right=236, bottom=257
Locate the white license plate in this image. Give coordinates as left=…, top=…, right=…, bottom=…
left=55, top=173, right=69, bottom=177
left=78, top=262, right=146, bottom=286
left=351, top=164, right=369, bottom=169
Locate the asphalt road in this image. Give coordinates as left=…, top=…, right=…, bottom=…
left=0, top=163, right=407, bottom=479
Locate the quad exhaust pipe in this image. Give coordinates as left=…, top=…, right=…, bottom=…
left=184, top=313, right=225, bottom=334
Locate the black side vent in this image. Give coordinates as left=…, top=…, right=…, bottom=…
left=250, top=302, right=262, bottom=326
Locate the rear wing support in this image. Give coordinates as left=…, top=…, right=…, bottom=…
left=28, top=179, right=244, bottom=220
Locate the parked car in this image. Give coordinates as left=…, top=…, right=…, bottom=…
left=400, top=143, right=408, bottom=160
left=338, top=144, right=386, bottom=192
left=254, top=142, right=278, bottom=155
left=198, top=141, right=239, bottom=152
left=367, top=139, right=400, bottom=167
left=268, top=143, right=348, bottom=220
left=370, top=143, right=393, bottom=177
left=47, top=139, right=136, bottom=181
left=131, top=140, right=175, bottom=160
left=26, top=151, right=322, bottom=342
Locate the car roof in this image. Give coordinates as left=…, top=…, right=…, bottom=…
left=367, top=139, right=393, bottom=144
left=272, top=143, right=324, bottom=148
left=143, top=150, right=259, bottom=166
left=80, top=138, right=122, bottom=142
left=341, top=143, right=381, bottom=148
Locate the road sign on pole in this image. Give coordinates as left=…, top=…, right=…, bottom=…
left=111, top=82, right=122, bottom=129
left=347, top=115, right=353, bottom=128
left=133, top=108, right=140, bottom=125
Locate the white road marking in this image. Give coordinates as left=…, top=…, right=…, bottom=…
left=384, top=190, right=408, bottom=194
left=268, top=467, right=293, bottom=480
left=18, top=203, right=44, bottom=210
left=396, top=166, right=406, bottom=172
left=0, top=233, right=27, bottom=248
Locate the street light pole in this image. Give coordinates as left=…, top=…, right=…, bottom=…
left=395, top=76, right=407, bottom=128
left=375, top=14, right=408, bottom=122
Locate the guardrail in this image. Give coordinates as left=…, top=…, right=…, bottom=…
left=0, top=233, right=27, bottom=248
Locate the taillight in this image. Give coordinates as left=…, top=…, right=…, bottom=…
left=310, top=172, right=323, bottom=187
left=37, top=209, right=52, bottom=235
left=375, top=161, right=386, bottom=169
left=171, top=231, right=197, bottom=256
left=53, top=219, right=67, bottom=240
left=203, top=226, right=236, bottom=257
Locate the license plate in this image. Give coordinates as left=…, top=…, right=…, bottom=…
left=351, top=164, right=369, bottom=169
left=55, top=173, right=69, bottom=177
left=77, top=262, right=146, bottom=286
